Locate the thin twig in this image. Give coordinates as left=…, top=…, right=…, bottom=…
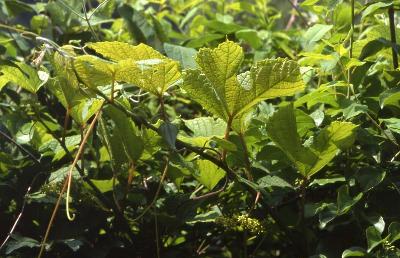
left=0, top=170, right=44, bottom=251
left=82, top=0, right=99, bottom=41
left=285, top=0, right=309, bottom=27
left=56, top=0, right=85, bottom=19
left=88, top=0, right=111, bottom=19
left=190, top=177, right=228, bottom=200
left=0, top=129, right=41, bottom=165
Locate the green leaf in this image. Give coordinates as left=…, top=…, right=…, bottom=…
left=337, top=185, right=363, bottom=215
left=164, top=43, right=197, bottom=69
left=361, top=2, right=392, bottom=21
left=235, top=29, right=262, bottom=49
left=5, top=235, right=40, bottom=255
left=307, top=121, right=358, bottom=176
left=89, top=179, right=116, bottom=193
left=368, top=215, right=385, bottom=234
left=105, top=105, right=144, bottom=161
left=381, top=118, right=400, bottom=134
left=295, top=109, right=316, bottom=137
left=265, top=104, right=316, bottom=176
left=98, top=117, right=129, bottom=171
left=182, top=41, right=304, bottom=129
left=340, top=100, right=368, bottom=120
left=179, top=117, right=226, bottom=146
left=356, top=167, right=386, bottom=192
left=159, top=122, right=178, bottom=150
left=194, top=159, right=226, bottom=190
left=303, top=24, right=333, bottom=49
left=73, top=55, right=116, bottom=88
left=310, top=176, right=346, bottom=186
left=117, top=58, right=181, bottom=96
left=366, top=226, right=382, bottom=252
left=387, top=222, right=400, bottom=244
left=266, top=104, right=357, bottom=177
left=379, top=87, right=400, bottom=109
left=211, top=137, right=238, bottom=152
left=342, top=247, right=368, bottom=257
left=257, top=175, right=293, bottom=189
left=48, top=76, right=103, bottom=125
left=0, top=61, right=46, bottom=93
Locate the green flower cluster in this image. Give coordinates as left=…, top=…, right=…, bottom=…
left=383, top=240, right=396, bottom=252
left=216, top=214, right=265, bottom=235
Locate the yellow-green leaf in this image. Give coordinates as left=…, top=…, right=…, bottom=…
left=0, top=61, right=46, bottom=93
left=87, top=41, right=165, bottom=61
left=73, top=55, right=116, bottom=88
left=182, top=41, right=305, bottom=130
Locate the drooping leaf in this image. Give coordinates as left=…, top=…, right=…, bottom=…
left=337, top=185, right=363, bottom=215
left=159, top=121, right=178, bottom=150
left=306, top=121, right=358, bottom=176
left=5, top=235, right=40, bottom=255
left=0, top=61, right=46, bottom=93
left=265, top=104, right=316, bottom=175
left=104, top=105, right=144, bottom=162
left=361, top=2, right=392, bottom=21
left=266, top=104, right=357, bottom=177
left=164, top=43, right=197, bottom=69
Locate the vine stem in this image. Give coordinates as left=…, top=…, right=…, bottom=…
left=159, top=95, right=168, bottom=121
left=0, top=23, right=39, bottom=38
left=238, top=133, right=261, bottom=209
left=37, top=103, right=104, bottom=258
left=388, top=6, right=399, bottom=69
left=132, top=157, right=169, bottom=222
left=221, top=117, right=233, bottom=162
left=348, top=0, right=355, bottom=92
left=350, top=0, right=355, bottom=60
left=62, top=108, right=70, bottom=144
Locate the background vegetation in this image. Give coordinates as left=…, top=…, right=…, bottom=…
left=0, top=0, right=399, bottom=257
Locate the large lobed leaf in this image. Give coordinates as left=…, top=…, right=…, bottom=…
left=182, top=40, right=305, bottom=130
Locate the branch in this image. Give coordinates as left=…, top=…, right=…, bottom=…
left=388, top=6, right=399, bottom=69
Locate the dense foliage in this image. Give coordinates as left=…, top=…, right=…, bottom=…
left=0, top=0, right=399, bottom=257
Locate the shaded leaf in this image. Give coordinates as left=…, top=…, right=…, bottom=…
left=194, top=159, right=226, bottom=190
left=366, top=226, right=382, bottom=252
